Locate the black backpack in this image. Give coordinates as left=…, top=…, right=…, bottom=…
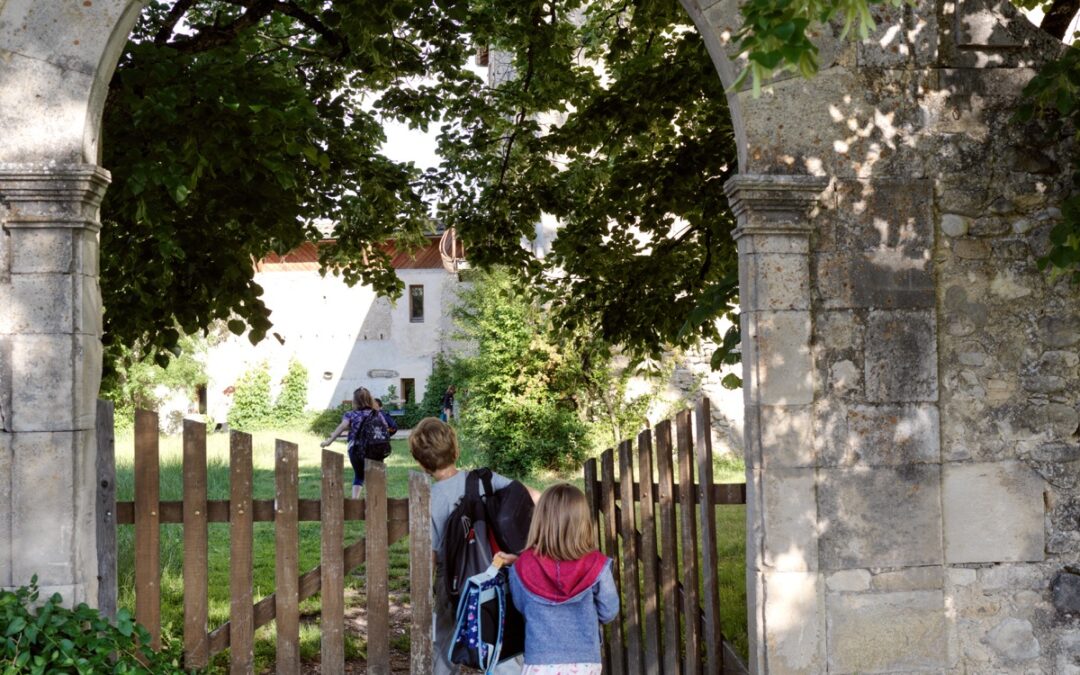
left=349, top=410, right=392, bottom=462
left=442, top=469, right=534, bottom=600
left=442, top=470, right=528, bottom=667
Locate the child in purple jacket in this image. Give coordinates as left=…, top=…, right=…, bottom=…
left=508, top=484, right=619, bottom=674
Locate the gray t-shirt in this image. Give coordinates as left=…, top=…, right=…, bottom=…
left=430, top=469, right=512, bottom=563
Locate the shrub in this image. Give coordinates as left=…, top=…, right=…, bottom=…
left=227, top=362, right=272, bottom=430
left=396, top=401, right=425, bottom=429
left=0, top=576, right=184, bottom=674
left=100, top=333, right=209, bottom=430
left=467, top=398, right=588, bottom=476
left=272, top=359, right=309, bottom=425
left=308, top=402, right=350, bottom=437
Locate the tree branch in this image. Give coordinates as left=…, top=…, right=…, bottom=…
left=165, top=0, right=278, bottom=53
left=1041, top=0, right=1080, bottom=40
left=154, top=0, right=199, bottom=45
left=275, top=1, right=349, bottom=58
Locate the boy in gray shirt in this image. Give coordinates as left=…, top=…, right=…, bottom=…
left=409, top=417, right=538, bottom=675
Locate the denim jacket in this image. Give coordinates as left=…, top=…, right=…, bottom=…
left=508, top=553, right=619, bottom=665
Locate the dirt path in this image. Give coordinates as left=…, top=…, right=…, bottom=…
left=270, top=590, right=416, bottom=674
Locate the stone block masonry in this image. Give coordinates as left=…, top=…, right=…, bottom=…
left=689, top=0, right=1080, bottom=671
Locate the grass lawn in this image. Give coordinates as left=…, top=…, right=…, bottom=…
left=113, top=426, right=746, bottom=671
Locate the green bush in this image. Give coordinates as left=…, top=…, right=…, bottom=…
left=308, top=402, right=350, bottom=437
left=396, top=402, right=425, bottom=429
left=272, top=359, right=309, bottom=425
left=0, top=576, right=184, bottom=674
left=227, top=362, right=272, bottom=430
left=467, top=398, right=588, bottom=476
left=101, top=333, right=210, bottom=431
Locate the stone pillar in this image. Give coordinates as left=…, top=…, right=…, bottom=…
left=0, top=164, right=110, bottom=603
left=725, top=174, right=828, bottom=674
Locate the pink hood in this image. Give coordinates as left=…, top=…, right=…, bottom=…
left=514, top=549, right=608, bottom=602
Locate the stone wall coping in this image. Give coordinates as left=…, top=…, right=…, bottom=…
left=0, top=163, right=111, bottom=228
left=724, top=174, right=829, bottom=240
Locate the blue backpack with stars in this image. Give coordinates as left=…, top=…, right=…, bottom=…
left=449, top=561, right=524, bottom=673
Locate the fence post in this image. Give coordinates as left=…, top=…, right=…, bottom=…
left=654, top=419, right=681, bottom=674
left=95, top=400, right=117, bottom=618
left=133, top=409, right=161, bottom=649
left=275, top=440, right=301, bottom=675
left=322, top=450, right=346, bottom=675
left=409, top=471, right=434, bottom=675
left=618, top=439, right=643, bottom=675
left=229, top=431, right=254, bottom=675
left=676, top=409, right=701, bottom=675
left=600, top=449, right=625, bottom=675
left=695, top=399, right=723, bottom=673
left=637, top=428, right=662, bottom=675
left=182, top=419, right=209, bottom=668
left=366, top=460, right=390, bottom=675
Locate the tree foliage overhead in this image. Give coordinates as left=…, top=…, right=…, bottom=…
left=102, top=0, right=740, bottom=375
left=102, top=0, right=472, bottom=364
left=431, top=0, right=740, bottom=361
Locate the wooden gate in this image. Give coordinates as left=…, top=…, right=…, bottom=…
left=583, top=398, right=748, bottom=675
left=96, top=403, right=434, bottom=674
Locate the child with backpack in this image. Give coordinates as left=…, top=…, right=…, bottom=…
left=508, top=484, right=620, bottom=675
left=409, top=417, right=538, bottom=675
left=320, top=387, right=391, bottom=498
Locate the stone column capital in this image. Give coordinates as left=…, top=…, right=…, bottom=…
left=724, top=174, right=829, bottom=240
left=0, top=164, right=111, bottom=230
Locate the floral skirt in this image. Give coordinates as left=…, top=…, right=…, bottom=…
left=522, top=664, right=602, bottom=675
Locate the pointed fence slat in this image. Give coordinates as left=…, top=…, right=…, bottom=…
left=601, top=449, right=626, bottom=675
left=696, top=399, right=723, bottom=674
left=409, top=471, right=434, bottom=675
left=134, top=409, right=161, bottom=649
left=275, top=440, right=301, bottom=675
left=654, top=419, right=682, bottom=675
left=676, top=409, right=701, bottom=675
left=636, top=429, right=662, bottom=675
left=95, top=400, right=117, bottom=619
left=321, top=450, right=345, bottom=675
left=619, top=439, right=643, bottom=675
left=182, top=420, right=209, bottom=669
left=581, top=400, right=749, bottom=675
left=365, top=461, right=391, bottom=675
left=229, top=431, right=254, bottom=675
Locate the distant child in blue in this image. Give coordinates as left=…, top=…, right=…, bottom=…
left=508, top=484, right=619, bottom=675
left=373, top=397, right=398, bottom=436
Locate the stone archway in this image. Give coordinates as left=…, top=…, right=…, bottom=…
left=0, top=0, right=146, bottom=605
left=2, top=2, right=1079, bottom=673
left=677, top=1, right=1079, bottom=673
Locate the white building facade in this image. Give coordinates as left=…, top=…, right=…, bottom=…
left=205, top=237, right=460, bottom=421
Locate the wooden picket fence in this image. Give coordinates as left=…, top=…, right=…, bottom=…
left=96, top=403, right=434, bottom=674
left=583, top=398, right=749, bottom=675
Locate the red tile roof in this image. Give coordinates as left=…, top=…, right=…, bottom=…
left=256, top=237, right=445, bottom=272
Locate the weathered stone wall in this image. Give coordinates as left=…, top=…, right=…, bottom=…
left=686, top=0, right=1080, bottom=672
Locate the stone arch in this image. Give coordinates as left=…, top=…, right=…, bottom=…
left=675, top=2, right=1079, bottom=674
left=0, top=0, right=144, bottom=605
left=0, top=0, right=145, bottom=163
left=2, top=5, right=1079, bottom=675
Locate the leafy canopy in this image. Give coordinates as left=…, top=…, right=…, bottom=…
left=103, top=0, right=740, bottom=374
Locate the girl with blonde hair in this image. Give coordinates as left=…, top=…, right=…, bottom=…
left=507, top=483, right=619, bottom=674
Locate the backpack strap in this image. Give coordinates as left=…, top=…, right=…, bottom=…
left=474, top=467, right=495, bottom=500
left=465, top=469, right=482, bottom=500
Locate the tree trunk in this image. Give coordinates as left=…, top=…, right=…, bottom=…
left=1041, top=0, right=1080, bottom=41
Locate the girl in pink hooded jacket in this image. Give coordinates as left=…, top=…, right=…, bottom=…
left=508, top=484, right=620, bottom=675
